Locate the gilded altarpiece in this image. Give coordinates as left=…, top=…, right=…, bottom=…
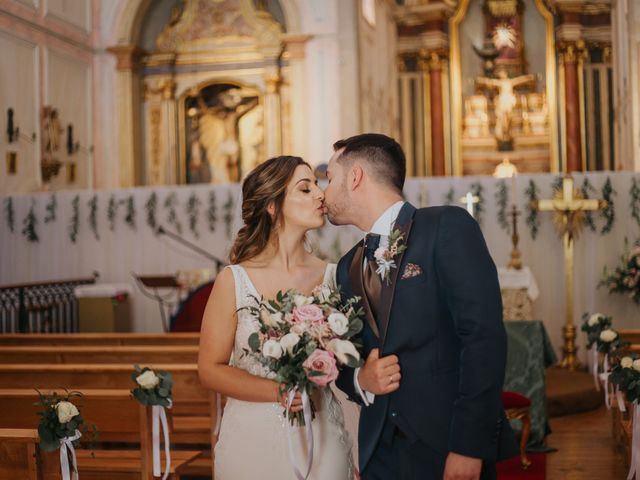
left=141, top=0, right=289, bottom=185
left=449, top=0, right=559, bottom=175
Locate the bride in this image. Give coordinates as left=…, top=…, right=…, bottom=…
left=198, top=155, right=355, bottom=479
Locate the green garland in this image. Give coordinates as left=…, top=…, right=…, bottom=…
left=145, top=192, right=158, bottom=234
left=186, top=193, right=201, bottom=239
left=223, top=192, right=235, bottom=239
left=44, top=194, right=57, bottom=223
left=444, top=187, right=455, bottom=206
left=580, top=178, right=597, bottom=232
left=551, top=175, right=563, bottom=193
left=21, top=201, right=39, bottom=242
left=600, top=177, right=616, bottom=235
left=88, top=195, right=99, bottom=240
left=470, top=182, right=484, bottom=226
left=4, top=197, right=14, bottom=233
left=164, top=193, right=182, bottom=234
left=69, top=195, right=79, bottom=243
left=107, top=195, right=117, bottom=231
left=207, top=191, right=217, bottom=233
left=525, top=179, right=540, bottom=240
left=631, top=177, right=640, bottom=228
left=495, top=180, right=509, bottom=233
left=123, top=195, right=136, bottom=230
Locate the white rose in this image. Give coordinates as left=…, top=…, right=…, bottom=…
left=260, top=308, right=282, bottom=328
left=294, top=295, right=313, bottom=308
left=599, top=329, right=617, bottom=343
left=279, top=333, right=300, bottom=355
left=328, top=312, right=349, bottom=336
left=262, top=339, right=283, bottom=359
left=290, top=323, right=306, bottom=336
left=588, top=313, right=603, bottom=326
left=55, top=401, right=80, bottom=424
left=374, top=247, right=387, bottom=261
left=620, top=357, right=634, bottom=369
left=633, top=359, right=640, bottom=372
left=327, top=339, right=360, bottom=365
left=136, top=370, right=160, bottom=390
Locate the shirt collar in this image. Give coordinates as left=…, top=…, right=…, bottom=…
left=367, top=201, right=405, bottom=237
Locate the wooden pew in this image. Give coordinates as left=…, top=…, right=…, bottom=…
left=0, top=389, right=200, bottom=480
left=0, top=428, right=57, bottom=480
left=0, top=345, right=199, bottom=364
left=619, top=329, right=640, bottom=345
left=0, top=332, right=200, bottom=346
left=0, top=364, right=213, bottom=445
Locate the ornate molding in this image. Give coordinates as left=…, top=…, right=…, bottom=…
left=107, top=45, right=146, bottom=71
left=282, top=34, right=312, bottom=60
left=558, top=39, right=588, bottom=64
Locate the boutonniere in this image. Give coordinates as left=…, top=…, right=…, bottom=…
left=373, top=228, right=407, bottom=285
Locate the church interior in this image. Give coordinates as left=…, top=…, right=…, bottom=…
left=0, top=0, right=639, bottom=478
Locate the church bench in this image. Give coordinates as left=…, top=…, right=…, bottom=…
left=0, top=428, right=59, bottom=480
left=0, top=332, right=200, bottom=346
left=618, top=329, right=640, bottom=346
left=0, top=389, right=201, bottom=480
left=0, top=345, right=199, bottom=364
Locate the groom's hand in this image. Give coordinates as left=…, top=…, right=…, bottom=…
left=357, top=348, right=401, bottom=395
left=443, top=452, right=482, bottom=480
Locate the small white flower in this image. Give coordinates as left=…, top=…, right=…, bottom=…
left=280, top=333, right=300, bottom=355
left=620, top=357, right=634, bottom=369
left=314, top=285, right=333, bottom=303
left=328, top=312, right=349, bottom=336
left=599, top=329, right=617, bottom=343
left=290, top=323, right=306, bottom=336
left=262, top=339, right=283, bottom=359
left=374, top=247, right=387, bottom=262
left=327, top=339, right=360, bottom=365
left=294, top=295, right=313, bottom=308
left=633, top=359, right=640, bottom=372
left=588, top=313, right=603, bottom=326
left=55, top=401, right=80, bottom=424
left=136, top=370, right=160, bottom=390
left=260, top=308, right=283, bottom=328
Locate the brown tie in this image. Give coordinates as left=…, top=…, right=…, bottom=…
left=364, top=259, right=383, bottom=323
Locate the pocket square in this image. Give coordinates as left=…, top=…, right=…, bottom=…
left=401, top=263, right=423, bottom=280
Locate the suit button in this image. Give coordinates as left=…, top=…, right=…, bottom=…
left=390, top=411, right=397, bottom=418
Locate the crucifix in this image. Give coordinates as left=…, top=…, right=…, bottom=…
left=460, top=192, right=480, bottom=217
left=532, top=175, right=607, bottom=371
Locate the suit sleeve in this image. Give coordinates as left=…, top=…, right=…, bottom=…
left=435, top=207, right=507, bottom=460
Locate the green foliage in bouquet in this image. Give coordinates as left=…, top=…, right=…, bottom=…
left=581, top=312, right=627, bottom=354
left=131, top=364, right=173, bottom=407
left=609, top=355, right=640, bottom=403
left=34, top=390, right=88, bottom=452
left=600, top=238, right=640, bottom=304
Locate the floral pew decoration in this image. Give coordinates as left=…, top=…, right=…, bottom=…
left=610, top=355, right=640, bottom=479
left=131, top=365, right=173, bottom=480
left=35, top=389, right=95, bottom=480
left=581, top=312, right=627, bottom=409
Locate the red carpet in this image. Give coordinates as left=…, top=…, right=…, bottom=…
left=497, top=453, right=546, bottom=480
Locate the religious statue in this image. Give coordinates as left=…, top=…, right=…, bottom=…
left=197, top=88, right=259, bottom=183
left=464, top=95, right=490, bottom=138
left=43, top=107, right=63, bottom=153
left=476, top=70, right=535, bottom=147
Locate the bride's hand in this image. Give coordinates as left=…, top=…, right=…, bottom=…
left=277, top=386, right=303, bottom=413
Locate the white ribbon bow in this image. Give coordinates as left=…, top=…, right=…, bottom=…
left=59, top=429, right=81, bottom=480
left=152, top=402, right=172, bottom=480
left=286, top=388, right=314, bottom=480
left=590, top=345, right=600, bottom=391
left=628, top=401, right=640, bottom=480
left=599, top=354, right=612, bottom=409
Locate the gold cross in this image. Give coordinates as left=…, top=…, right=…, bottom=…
left=460, top=192, right=480, bottom=217
left=532, top=175, right=607, bottom=371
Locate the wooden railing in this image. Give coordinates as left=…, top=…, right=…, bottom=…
left=0, top=276, right=97, bottom=333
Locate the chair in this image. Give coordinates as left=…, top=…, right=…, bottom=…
left=502, top=390, right=532, bottom=469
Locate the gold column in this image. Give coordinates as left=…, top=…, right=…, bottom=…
left=263, top=71, right=282, bottom=158
left=107, top=45, right=145, bottom=187
left=143, top=78, right=177, bottom=185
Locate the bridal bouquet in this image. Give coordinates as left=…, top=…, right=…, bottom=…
left=244, top=284, right=364, bottom=426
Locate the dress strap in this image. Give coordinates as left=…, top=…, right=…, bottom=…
left=225, top=265, right=246, bottom=310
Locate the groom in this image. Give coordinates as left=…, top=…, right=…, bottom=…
left=324, top=133, right=518, bottom=479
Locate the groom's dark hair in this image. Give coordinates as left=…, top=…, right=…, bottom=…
left=333, top=133, right=406, bottom=193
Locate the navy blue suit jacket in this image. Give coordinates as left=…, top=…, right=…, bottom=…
left=335, top=203, right=518, bottom=471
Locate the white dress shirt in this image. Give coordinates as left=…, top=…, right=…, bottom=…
left=354, top=201, right=405, bottom=406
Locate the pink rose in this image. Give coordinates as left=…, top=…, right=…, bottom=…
left=292, top=304, right=325, bottom=326
left=303, top=349, right=338, bottom=387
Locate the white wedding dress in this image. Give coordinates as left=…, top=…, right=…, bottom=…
left=214, top=264, right=355, bottom=480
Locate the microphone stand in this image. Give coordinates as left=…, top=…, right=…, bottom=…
left=156, top=225, right=226, bottom=271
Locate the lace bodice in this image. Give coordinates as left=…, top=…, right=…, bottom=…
left=226, top=264, right=337, bottom=378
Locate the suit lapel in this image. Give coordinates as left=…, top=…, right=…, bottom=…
left=379, top=203, right=416, bottom=346
left=349, top=243, right=380, bottom=338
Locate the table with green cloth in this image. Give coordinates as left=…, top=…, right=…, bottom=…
left=503, top=320, right=557, bottom=451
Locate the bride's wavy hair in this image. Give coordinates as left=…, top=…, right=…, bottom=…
left=229, top=155, right=310, bottom=264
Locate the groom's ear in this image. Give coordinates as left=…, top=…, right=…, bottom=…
left=349, top=165, right=364, bottom=191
